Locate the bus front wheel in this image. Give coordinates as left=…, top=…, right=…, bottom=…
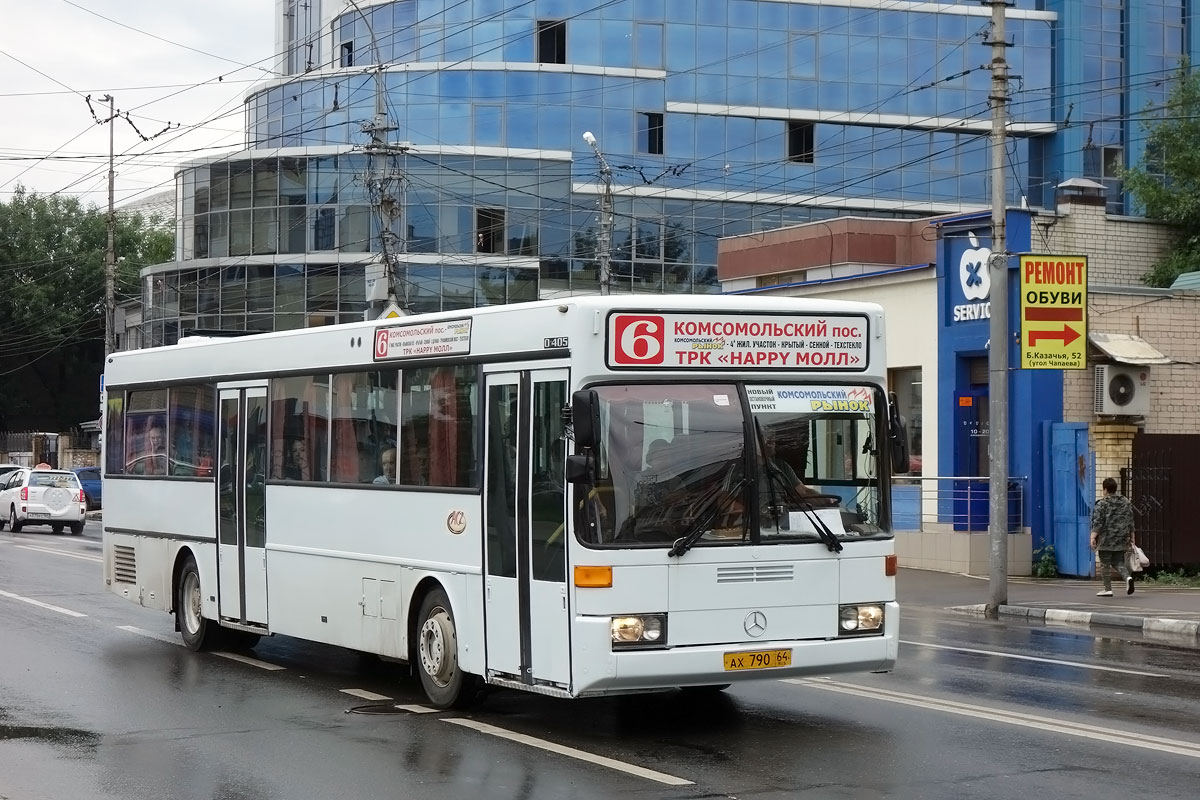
left=416, top=588, right=477, bottom=709
left=177, top=556, right=219, bottom=651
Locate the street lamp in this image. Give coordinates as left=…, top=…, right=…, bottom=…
left=582, top=131, right=613, bottom=295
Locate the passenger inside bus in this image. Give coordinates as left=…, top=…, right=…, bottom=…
left=282, top=437, right=309, bottom=481
left=373, top=448, right=397, bottom=485
left=129, top=418, right=168, bottom=476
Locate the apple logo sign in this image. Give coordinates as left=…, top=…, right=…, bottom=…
left=959, top=232, right=991, bottom=302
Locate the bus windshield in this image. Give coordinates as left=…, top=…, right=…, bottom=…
left=579, top=383, right=888, bottom=548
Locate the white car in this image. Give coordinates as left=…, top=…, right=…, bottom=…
left=0, top=468, right=87, bottom=535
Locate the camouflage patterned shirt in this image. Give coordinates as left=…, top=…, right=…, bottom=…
left=1091, top=494, right=1134, bottom=551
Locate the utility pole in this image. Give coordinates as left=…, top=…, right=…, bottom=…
left=348, top=0, right=408, bottom=316
left=362, top=66, right=405, bottom=313
left=582, top=131, right=613, bottom=295
left=985, top=0, right=1010, bottom=614
left=100, top=94, right=117, bottom=356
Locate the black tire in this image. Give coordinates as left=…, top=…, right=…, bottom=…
left=83, top=492, right=94, bottom=511
left=415, top=588, right=478, bottom=709
left=177, top=556, right=220, bottom=651
left=69, top=522, right=84, bottom=536
left=0, top=514, right=6, bottom=531
left=9, top=507, right=22, bottom=533
left=51, top=524, right=64, bottom=535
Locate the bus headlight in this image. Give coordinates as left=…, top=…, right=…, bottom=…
left=611, top=614, right=667, bottom=648
left=838, top=604, right=884, bottom=635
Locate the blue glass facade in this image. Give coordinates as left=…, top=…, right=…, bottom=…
left=140, top=0, right=1195, bottom=345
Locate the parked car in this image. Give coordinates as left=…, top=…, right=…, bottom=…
left=0, top=463, right=21, bottom=481
left=0, top=468, right=86, bottom=535
left=71, top=466, right=102, bottom=510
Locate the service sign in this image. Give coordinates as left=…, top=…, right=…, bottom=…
left=746, top=385, right=876, bottom=414
left=607, top=312, right=869, bottom=371
left=374, top=318, right=472, bottom=361
left=1019, top=255, right=1087, bottom=370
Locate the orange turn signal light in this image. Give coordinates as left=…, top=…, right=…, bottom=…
left=885, top=554, right=897, bottom=576
left=574, top=565, right=613, bottom=588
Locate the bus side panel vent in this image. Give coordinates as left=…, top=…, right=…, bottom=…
left=717, top=564, right=794, bottom=583
left=113, top=545, right=137, bottom=585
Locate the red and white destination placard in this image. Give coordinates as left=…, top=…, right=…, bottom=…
left=607, top=312, right=869, bottom=370
left=374, top=319, right=472, bottom=361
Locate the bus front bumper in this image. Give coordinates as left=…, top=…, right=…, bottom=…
left=571, top=601, right=899, bottom=696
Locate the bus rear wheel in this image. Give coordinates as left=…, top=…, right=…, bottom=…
left=177, top=556, right=219, bottom=651
left=416, top=588, right=477, bottom=709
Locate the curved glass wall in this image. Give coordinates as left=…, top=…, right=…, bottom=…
left=142, top=0, right=1066, bottom=346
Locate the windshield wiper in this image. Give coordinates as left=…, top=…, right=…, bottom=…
left=752, top=419, right=842, bottom=552
left=753, top=419, right=785, bottom=533
left=789, top=494, right=844, bottom=553
left=668, top=473, right=747, bottom=558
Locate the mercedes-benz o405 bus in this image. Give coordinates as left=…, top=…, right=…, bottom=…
left=102, top=295, right=904, bottom=707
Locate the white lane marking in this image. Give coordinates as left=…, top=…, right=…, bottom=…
left=341, top=689, right=393, bottom=701
left=444, top=718, right=694, bottom=786
left=786, top=678, right=1200, bottom=759
left=118, top=625, right=182, bottom=645
left=15, top=544, right=103, bottom=563
left=901, top=639, right=1167, bottom=678
left=0, top=589, right=87, bottom=617
left=394, top=704, right=439, bottom=714
left=213, top=651, right=286, bottom=671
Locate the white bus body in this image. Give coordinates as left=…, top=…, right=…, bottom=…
left=102, top=296, right=899, bottom=707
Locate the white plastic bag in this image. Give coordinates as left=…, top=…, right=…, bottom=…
left=1134, top=545, right=1149, bottom=568
left=1127, top=546, right=1148, bottom=573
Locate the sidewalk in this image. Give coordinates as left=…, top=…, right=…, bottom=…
left=899, top=568, right=1200, bottom=639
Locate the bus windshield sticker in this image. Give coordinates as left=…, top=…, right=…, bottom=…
left=374, top=319, right=472, bottom=361
left=746, top=385, right=875, bottom=414
left=607, top=312, right=868, bottom=370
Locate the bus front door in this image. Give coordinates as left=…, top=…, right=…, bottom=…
left=216, top=386, right=269, bottom=628
left=483, top=369, right=570, bottom=688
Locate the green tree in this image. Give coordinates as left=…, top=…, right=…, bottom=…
left=1122, top=63, right=1200, bottom=287
left=0, top=186, right=173, bottom=432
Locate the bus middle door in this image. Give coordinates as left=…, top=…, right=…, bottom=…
left=217, top=385, right=269, bottom=628
left=483, top=368, right=569, bottom=689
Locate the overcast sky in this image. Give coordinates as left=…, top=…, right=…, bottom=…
left=0, top=0, right=276, bottom=212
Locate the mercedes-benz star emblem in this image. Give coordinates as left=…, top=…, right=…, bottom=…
left=744, top=610, right=767, bottom=638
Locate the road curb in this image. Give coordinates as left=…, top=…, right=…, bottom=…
left=948, top=603, right=1200, bottom=639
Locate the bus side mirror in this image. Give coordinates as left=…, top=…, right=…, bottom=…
left=888, top=391, right=910, bottom=474
left=565, top=453, right=594, bottom=484
left=571, top=390, right=601, bottom=450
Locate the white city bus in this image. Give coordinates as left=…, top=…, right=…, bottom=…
left=102, top=295, right=904, bottom=707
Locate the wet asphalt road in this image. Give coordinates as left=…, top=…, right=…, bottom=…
left=3, top=524, right=1200, bottom=799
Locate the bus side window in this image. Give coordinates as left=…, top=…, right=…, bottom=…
left=270, top=375, right=330, bottom=482
left=330, top=370, right=397, bottom=485
left=400, top=365, right=478, bottom=488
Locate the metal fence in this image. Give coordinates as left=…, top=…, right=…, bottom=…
left=0, top=431, right=61, bottom=468
left=892, top=475, right=1025, bottom=533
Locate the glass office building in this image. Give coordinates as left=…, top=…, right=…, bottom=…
left=138, top=0, right=1193, bottom=346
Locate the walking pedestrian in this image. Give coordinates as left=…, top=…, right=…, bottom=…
left=1090, top=477, right=1136, bottom=597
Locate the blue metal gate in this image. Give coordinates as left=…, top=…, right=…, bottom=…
left=1046, top=423, right=1094, bottom=577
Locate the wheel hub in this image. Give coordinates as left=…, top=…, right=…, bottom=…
left=184, top=575, right=202, bottom=634
left=419, top=610, right=455, bottom=687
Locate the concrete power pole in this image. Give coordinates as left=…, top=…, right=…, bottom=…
left=582, top=131, right=613, bottom=295
left=985, top=0, right=1010, bottom=614
left=102, top=94, right=117, bottom=355
left=348, top=0, right=408, bottom=316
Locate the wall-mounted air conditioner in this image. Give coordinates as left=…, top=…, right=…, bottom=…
left=1094, top=364, right=1151, bottom=416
